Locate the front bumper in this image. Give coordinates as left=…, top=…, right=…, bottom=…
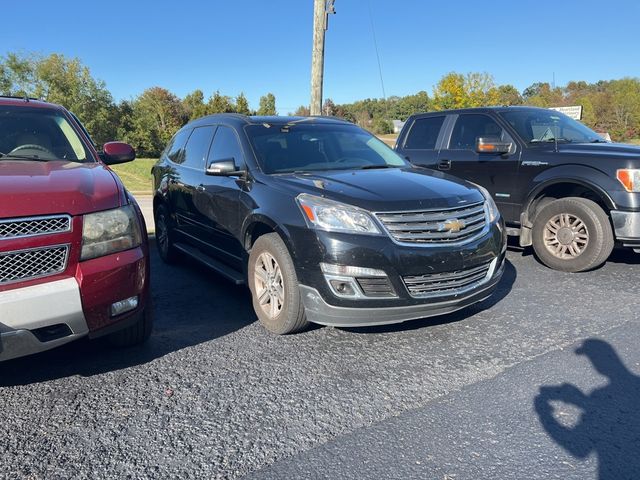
left=611, top=210, right=640, bottom=252
left=300, top=258, right=505, bottom=327
left=0, top=245, right=149, bottom=361
left=0, top=278, right=88, bottom=361
left=287, top=216, right=506, bottom=326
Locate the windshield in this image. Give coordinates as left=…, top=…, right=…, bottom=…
left=0, top=105, right=90, bottom=162
left=246, top=123, right=408, bottom=174
left=498, top=109, right=604, bottom=144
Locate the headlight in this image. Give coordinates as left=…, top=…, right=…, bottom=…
left=473, top=185, right=500, bottom=222
left=81, top=206, right=143, bottom=260
left=617, top=169, right=640, bottom=192
left=296, top=193, right=381, bottom=234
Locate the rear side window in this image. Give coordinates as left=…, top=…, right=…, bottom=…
left=208, top=126, right=244, bottom=167
left=183, top=126, right=216, bottom=169
left=404, top=116, right=445, bottom=150
left=449, top=114, right=504, bottom=150
left=166, top=128, right=192, bottom=164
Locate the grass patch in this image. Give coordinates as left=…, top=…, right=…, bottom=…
left=377, top=134, right=399, bottom=147
left=110, top=158, right=157, bottom=194
left=627, top=138, right=640, bottom=145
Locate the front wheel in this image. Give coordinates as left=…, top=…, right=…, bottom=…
left=107, top=303, right=153, bottom=347
left=532, top=197, right=614, bottom=272
left=155, top=204, right=178, bottom=264
left=248, top=233, right=309, bottom=334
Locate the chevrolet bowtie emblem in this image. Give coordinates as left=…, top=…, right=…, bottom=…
left=439, top=219, right=466, bottom=233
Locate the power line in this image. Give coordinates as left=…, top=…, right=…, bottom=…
left=368, top=0, right=386, bottom=101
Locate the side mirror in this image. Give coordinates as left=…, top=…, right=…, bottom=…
left=101, top=142, right=136, bottom=165
left=476, top=136, right=512, bottom=155
left=206, top=158, right=242, bottom=176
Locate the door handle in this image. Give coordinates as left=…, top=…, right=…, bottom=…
left=196, top=184, right=205, bottom=192
left=438, top=159, right=451, bottom=170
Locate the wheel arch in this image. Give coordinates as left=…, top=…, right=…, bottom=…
left=242, top=215, right=296, bottom=256
left=519, top=177, right=615, bottom=247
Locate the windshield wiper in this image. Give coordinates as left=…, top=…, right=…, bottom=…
left=359, top=164, right=395, bottom=170
left=590, top=139, right=608, bottom=143
left=0, top=152, right=51, bottom=162
left=530, top=138, right=573, bottom=144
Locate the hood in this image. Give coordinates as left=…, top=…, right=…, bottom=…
left=555, top=142, right=640, bottom=162
left=0, top=160, right=120, bottom=218
left=268, top=167, right=484, bottom=211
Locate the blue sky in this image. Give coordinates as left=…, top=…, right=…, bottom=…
left=1, top=0, right=638, bottom=113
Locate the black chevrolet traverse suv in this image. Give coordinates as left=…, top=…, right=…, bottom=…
left=152, top=115, right=506, bottom=334
left=396, top=107, right=640, bottom=272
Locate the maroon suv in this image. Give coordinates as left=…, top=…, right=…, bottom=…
left=0, top=96, right=152, bottom=361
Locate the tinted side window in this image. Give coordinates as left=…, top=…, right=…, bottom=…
left=449, top=114, right=504, bottom=150
left=167, top=128, right=192, bottom=164
left=208, top=126, right=244, bottom=167
left=404, top=116, right=445, bottom=150
left=183, top=126, right=215, bottom=169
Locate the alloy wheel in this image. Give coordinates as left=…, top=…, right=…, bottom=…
left=253, top=252, right=285, bottom=319
left=543, top=213, right=590, bottom=259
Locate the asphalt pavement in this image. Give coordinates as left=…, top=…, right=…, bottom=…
left=0, top=243, right=638, bottom=479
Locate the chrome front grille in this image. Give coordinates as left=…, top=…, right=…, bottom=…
left=0, top=215, right=71, bottom=240
left=403, top=260, right=494, bottom=298
left=0, top=245, right=69, bottom=285
left=376, top=201, right=487, bottom=244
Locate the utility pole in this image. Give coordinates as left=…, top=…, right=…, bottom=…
left=310, top=0, right=335, bottom=116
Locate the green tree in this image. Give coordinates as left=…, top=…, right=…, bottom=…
left=258, top=93, right=276, bottom=116
left=0, top=52, right=118, bottom=144
left=393, top=91, right=430, bottom=120
left=522, top=82, right=563, bottom=107
left=207, top=90, right=235, bottom=114
left=497, top=85, right=523, bottom=105
left=126, top=87, right=186, bottom=157
left=183, top=89, right=207, bottom=120
left=293, top=105, right=310, bottom=116
left=235, top=93, right=251, bottom=115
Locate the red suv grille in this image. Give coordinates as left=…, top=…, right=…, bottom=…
left=0, top=215, right=71, bottom=239
left=0, top=245, right=70, bottom=285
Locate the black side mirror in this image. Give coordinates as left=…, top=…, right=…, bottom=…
left=476, top=136, right=512, bottom=155
left=206, top=158, right=242, bottom=176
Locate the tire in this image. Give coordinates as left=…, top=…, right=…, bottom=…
left=107, top=302, right=154, bottom=347
left=155, top=204, right=178, bottom=264
left=532, top=197, right=614, bottom=272
left=248, top=233, right=309, bottom=334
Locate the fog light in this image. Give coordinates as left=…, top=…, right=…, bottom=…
left=321, top=263, right=391, bottom=299
left=329, top=279, right=356, bottom=296
left=110, top=295, right=139, bottom=317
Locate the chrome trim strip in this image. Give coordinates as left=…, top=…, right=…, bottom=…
left=374, top=202, right=490, bottom=248
left=403, top=257, right=498, bottom=299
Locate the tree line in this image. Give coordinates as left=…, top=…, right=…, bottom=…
left=0, top=53, right=277, bottom=156
left=2, top=53, right=639, bottom=157
left=304, top=72, right=640, bottom=140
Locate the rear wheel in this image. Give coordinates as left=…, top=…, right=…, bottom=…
left=532, top=197, right=614, bottom=272
left=248, top=233, right=308, bottom=334
left=155, top=204, right=178, bottom=264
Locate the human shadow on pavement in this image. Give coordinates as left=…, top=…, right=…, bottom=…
left=342, top=258, right=517, bottom=334
left=535, top=339, right=640, bottom=480
left=0, top=248, right=257, bottom=386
